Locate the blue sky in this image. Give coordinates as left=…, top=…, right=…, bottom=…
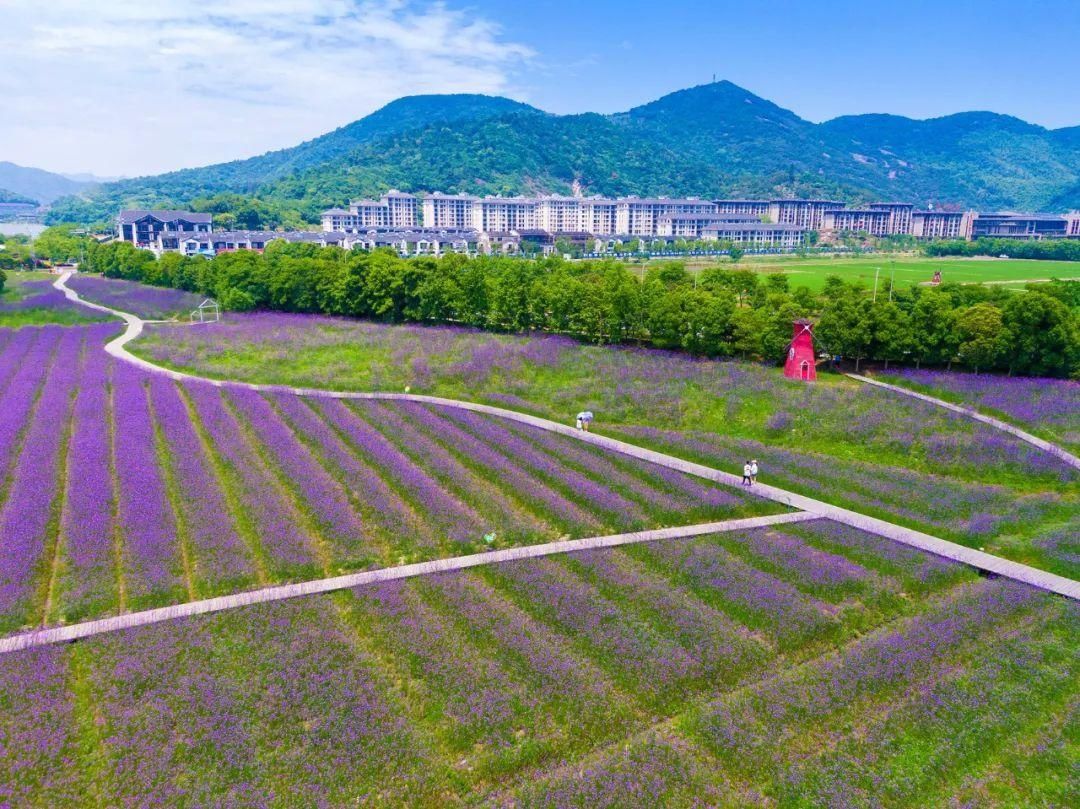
left=1, top=0, right=1077, bottom=177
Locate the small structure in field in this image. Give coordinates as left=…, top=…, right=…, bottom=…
left=190, top=298, right=220, bottom=323
left=784, top=320, right=817, bottom=382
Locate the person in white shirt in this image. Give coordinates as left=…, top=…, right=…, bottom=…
left=750, top=459, right=759, bottom=484
left=742, top=461, right=753, bottom=486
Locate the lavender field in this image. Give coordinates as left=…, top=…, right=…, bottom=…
left=1, top=298, right=1076, bottom=806
left=134, top=310, right=1080, bottom=575
left=0, top=323, right=768, bottom=633
left=884, top=368, right=1080, bottom=451
left=0, top=524, right=1074, bottom=807
left=0, top=275, right=112, bottom=326
left=66, top=274, right=205, bottom=320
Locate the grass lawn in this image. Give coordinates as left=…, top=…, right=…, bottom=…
left=671, top=254, right=1080, bottom=292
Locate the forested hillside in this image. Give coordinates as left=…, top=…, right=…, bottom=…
left=47, top=82, right=1080, bottom=224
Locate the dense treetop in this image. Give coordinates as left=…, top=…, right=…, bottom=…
left=81, top=239, right=1080, bottom=379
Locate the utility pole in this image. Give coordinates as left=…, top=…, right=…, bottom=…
left=873, top=266, right=880, bottom=303
left=888, top=259, right=895, bottom=302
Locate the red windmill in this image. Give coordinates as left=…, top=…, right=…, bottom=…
left=784, top=319, right=817, bottom=382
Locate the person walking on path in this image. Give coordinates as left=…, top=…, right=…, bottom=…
left=742, top=461, right=753, bottom=486
left=750, top=459, right=759, bottom=484
left=576, top=416, right=584, bottom=430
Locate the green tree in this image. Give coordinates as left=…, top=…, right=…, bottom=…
left=955, top=303, right=1005, bottom=372
left=1000, top=292, right=1077, bottom=376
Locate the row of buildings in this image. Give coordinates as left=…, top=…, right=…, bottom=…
left=117, top=198, right=1080, bottom=259
left=321, top=192, right=1080, bottom=244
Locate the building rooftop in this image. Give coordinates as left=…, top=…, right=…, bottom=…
left=118, top=210, right=212, bottom=224
left=769, top=199, right=846, bottom=206
left=703, top=222, right=805, bottom=232
left=320, top=208, right=352, bottom=216
left=659, top=213, right=760, bottom=221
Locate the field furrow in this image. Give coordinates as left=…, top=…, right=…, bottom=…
left=53, top=342, right=119, bottom=621
left=183, top=382, right=320, bottom=578
left=148, top=377, right=256, bottom=594
left=0, top=328, right=83, bottom=631
left=111, top=363, right=185, bottom=607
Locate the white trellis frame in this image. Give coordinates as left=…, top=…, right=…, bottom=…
left=190, top=298, right=221, bottom=323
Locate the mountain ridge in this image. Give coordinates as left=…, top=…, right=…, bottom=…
left=42, top=82, right=1080, bottom=223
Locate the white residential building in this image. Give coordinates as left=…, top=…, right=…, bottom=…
left=421, top=192, right=478, bottom=229
left=615, top=197, right=718, bottom=236
left=820, top=208, right=894, bottom=237
left=869, top=202, right=914, bottom=235
left=911, top=210, right=972, bottom=240
left=700, top=222, right=805, bottom=248
left=713, top=199, right=772, bottom=217
left=767, top=199, right=845, bottom=230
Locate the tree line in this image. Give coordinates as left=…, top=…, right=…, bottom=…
left=81, top=239, right=1080, bottom=378
left=927, top=238, right=1080, bottom=262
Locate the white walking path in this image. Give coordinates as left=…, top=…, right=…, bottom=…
left=0, top=514, right=817, bottom=654
left=37, top=275, right=1080, bottom=636
left=847, top=373, right=1080, bottom=472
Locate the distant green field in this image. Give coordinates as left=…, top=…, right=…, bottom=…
left=684, top=255, right=1080, bottom=292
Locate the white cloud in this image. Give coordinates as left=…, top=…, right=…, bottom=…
left=0, top=0, right=533, bottom=177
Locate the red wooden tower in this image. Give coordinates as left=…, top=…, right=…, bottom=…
left=784, top=320, right=817, bottom=381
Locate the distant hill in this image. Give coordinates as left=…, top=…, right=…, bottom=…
left=0, top=162, right=92, bottom=205
left=47, top=82, right=1080, bottom=224
left=0, top=187, right=39, bottom=205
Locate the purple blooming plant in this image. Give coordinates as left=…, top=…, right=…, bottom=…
left=148, top=376, right=256, bottom=590
left=0, top=327, right=82, bottom=630
left=67, top=275, right=204, bottom=320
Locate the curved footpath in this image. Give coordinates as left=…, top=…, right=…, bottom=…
left=3, top=272, right=1070, bottom=654
left=847, top=373, right=1080, bottom=471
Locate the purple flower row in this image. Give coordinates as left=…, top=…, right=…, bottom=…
left=67, top=275, right=203, bottom=320
left=55, top=339, right=118, bottom=618
left=316, top=398, right=483, bottom=545
left=0, top=328, right=83, bottom=627
left=110, top=362, right=185, bottom=605
left=148, top=377, right=255, bottom=588
left=182, top=381, right=317, bottom=571
left=358, top=400, right=549, bottom=544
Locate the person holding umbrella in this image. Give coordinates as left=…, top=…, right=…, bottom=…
left=576, top=411, right=594, bottom=432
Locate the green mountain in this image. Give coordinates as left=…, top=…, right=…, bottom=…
left=47, top=82, right=1080, bottom=224
left=0, top=162, right=92, bottom=205
left=48, top=95, right=541, bottom=222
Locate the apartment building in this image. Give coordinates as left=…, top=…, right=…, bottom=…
left=383, top=190, right=418, bottom=228
left=969, top=213, right=1068, bottom=240
left=701, top=222, right=805, bottom=248
left=580, top=197, right=618, bottom=235
left=820, top=208, right=894, bottom=237
left=615, top=197, right=717, bottom=236
left=869, top=202, right=914, bottom=236
left=421, top=192, right=478, bottom=229
left=656, top=213, right=760, bottom=238
left=118, top=210, right=213, bottom=248
left=911, top=210, right=969, bottom=240
left=474, top=197, right=538, bottom=232
left=1067, top=212, right=1080, bottom=237
left=321, top=190, right=417, bottom=232
left=713, top=199, right=772, bottom=217
left=767, top=199, right=845, bottom=230
left=536, top=195, right=584, bottom=232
